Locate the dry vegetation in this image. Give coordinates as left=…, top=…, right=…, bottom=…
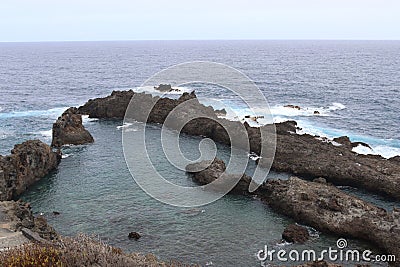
left=0, top=234, right=197, bottom=267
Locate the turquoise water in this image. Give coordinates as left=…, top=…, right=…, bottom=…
left=20, top=119, right=393, bottom=266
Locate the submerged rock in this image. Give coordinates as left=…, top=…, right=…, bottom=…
left=51, top=107, right=94, bottom=147
left=128, top=232, right=141, bottom=240
left=282, top=224, right=310, bottom=243
left=0, top=140, right=60, bottom=200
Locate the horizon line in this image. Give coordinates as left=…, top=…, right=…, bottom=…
left=1, top=38, right=400, bottom=44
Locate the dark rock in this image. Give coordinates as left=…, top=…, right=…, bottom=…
left=128, top=232, right=141, bottom=240
left=284, top=104, right=301, bottom=110
left=259, top=177, right=400, bottom=262
left=389, top=156, right=400, bottom=164
left=282, top=224, right=310, bottom=243
left=32, top=215, right=58, bottom=240
left=351, top=141, right=372, bottom=149
left=51, top=107, right=94, bottom=147
left=0, top=200, right=58, bottom=240
left=215, top=108, right=227, bottom=116
left=78, top=90, right=135, bottom=118
left=262, top=130, right=400, bottom=200
left=78, top=90, right=400, bottom=200
left=53, top=211, right=60, bottom=215
left=333, top=136, right=352, bottom=148
left=333, top=136, right=372, bottom=150
left=275, top=120, right=298, bottom=135
left=186, top=158, right=254, bottom=195
left=313, top=110, right=320, bottom=115
left=0, top=140, right=60, bottom=200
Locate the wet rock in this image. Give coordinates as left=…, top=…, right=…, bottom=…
left=51, top=107, right=94, bottom=147
left=128, top=232, right=141, bottom=240
left=0, top=140, right=60, bottom=200
left=186, top=158, right=253, bottom=195
left=53, top=211, right=60, bottom=216
left=333, top=136, right=372, bottom=150
left=333, top=136, right=352, bottom=148
left=215, top=108, right=227, bottom=116
left=259, top=177, right=400, bottom=262
left=284, top=104, right=301, bottom=110
left=282, top=224, right=310, bottom=243
left=352, top=141, right=372, bottom=149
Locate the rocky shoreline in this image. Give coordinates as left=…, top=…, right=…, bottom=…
left=1, top=89, right=399, bottom=266
left=0, top=140, right=60, bottom=201
left=77, top=90, right=400, bottom=200
left=187, top=158, right=400, bottom=265
left=76, top=89, right=399, bottom=266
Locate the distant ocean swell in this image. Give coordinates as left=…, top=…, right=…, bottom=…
left=0, top=92, right=399, bottom=159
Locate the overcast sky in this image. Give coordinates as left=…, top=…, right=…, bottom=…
left=1, top=0, right=399, bottom=42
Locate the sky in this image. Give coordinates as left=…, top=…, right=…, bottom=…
left=0, top=0, right=399, bottom=42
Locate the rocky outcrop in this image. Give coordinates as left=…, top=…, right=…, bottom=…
left=259, top=177, right=400, bottom=262
left=282, top=224, right=310, bottom=243
left=0, top=140, right=60, bottom=201
left=78, top=90, right=400, bottom=200
left=284, top=104, right=301, bottom=110
left=0, top=200, right=58, bottom=240
left=187, top=158, right=399, bottom=263
left=77, top=90, right=135, bottom=118
left=259, top=123, right=400, bottom=200
left=186, top=158, right=253, bottom=194
left=333, top=136, right=371, bottom=149
left=51, top=107, right=94, bottom=147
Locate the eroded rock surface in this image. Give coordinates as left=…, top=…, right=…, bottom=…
left=0, top=200, right=58, bottom=241
left=52, top=107, right=94, bottom=147
left=187, top=158, right=399, bottom=263
left=282, top=223, right=310, bottom=244
left=0, top=140, right=60, bottom=201
left=186, top=158, right=253, bottom=194
left=77, top=90, right=400, bottom=200
left=259, top=177, right=400, bottom=262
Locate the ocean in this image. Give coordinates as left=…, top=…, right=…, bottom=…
left=0, top=40, right=399, bottom=266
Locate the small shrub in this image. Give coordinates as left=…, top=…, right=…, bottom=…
left=0, top=243, right=63, bottom=266
left=0, top=234, right=199, bottom=267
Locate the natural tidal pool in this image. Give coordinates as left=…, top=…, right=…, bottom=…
left=21, top=119, right=392, bottom=266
